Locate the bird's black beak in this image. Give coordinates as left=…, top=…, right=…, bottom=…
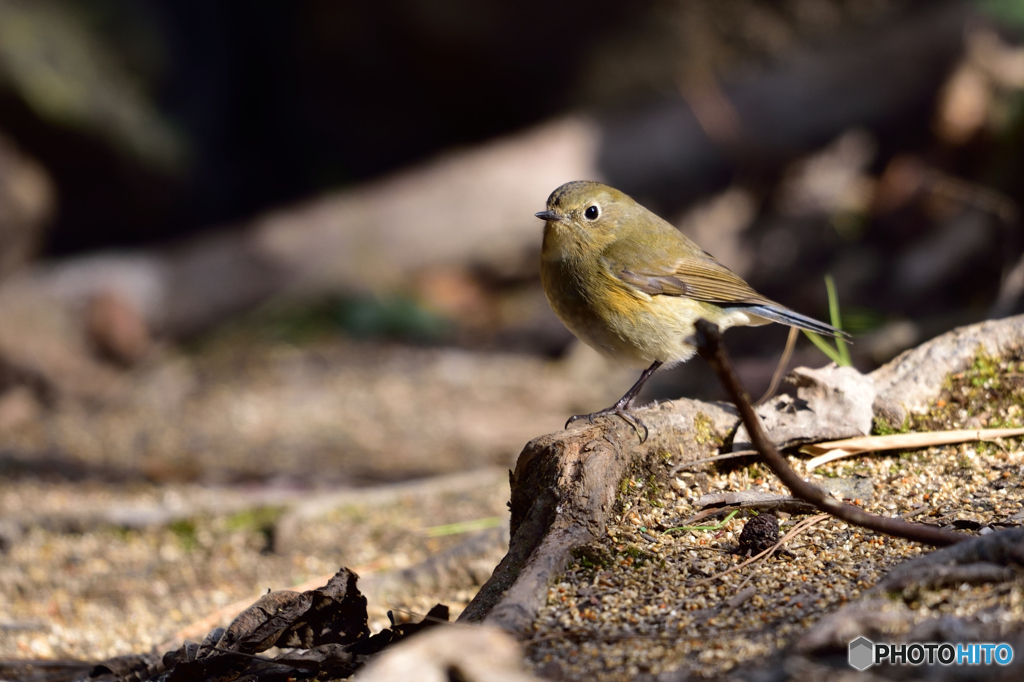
left=535, top=210, right=562, bottom=222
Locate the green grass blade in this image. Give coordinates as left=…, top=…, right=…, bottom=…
left=824, top=274, right=851, bottom=366
left=803, top=330, right=844, bottom=365
left=663, top=509, right=741, bottom=534
left=424, top=516, right=504, bottom=537
left=802, top=274, right=851, bottom=366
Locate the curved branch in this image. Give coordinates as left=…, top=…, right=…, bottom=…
left=694, top=318, right=965, bottom=548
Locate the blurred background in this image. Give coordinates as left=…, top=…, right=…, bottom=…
left=2, top=0, right=1024, bottom=483
left=0, top=0, right=1023, bottom=479
left=4, top=0, right=1024, bottom=662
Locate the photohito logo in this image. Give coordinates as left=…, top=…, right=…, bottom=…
left=848, top=637, right=874, bottom=671
left=848, top=637, right=1013, bottom=670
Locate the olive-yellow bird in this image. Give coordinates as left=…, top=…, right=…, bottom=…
left=537, top=180, right=848, bottom=441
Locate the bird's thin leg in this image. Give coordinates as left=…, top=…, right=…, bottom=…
left=566, top=360, right=663, bottom=442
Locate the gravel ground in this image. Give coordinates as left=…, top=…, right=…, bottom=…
left=0, top=336, right=597, bottom=663
left=0, top=472, right=511, bottom=661
left=524, top=350, right=1024, bottom=679
left=1, top=342, right=1022, bottom=679
left=0, top=336, right=632, bottom=485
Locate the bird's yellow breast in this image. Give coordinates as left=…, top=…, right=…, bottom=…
left=542, top=254, right=754, bottom=368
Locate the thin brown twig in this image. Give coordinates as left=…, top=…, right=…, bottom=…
left=729, top=515, right=828, bottom=595
left=755, top=326, right=799, bottom=407
left=674, top=498, right=818, bottom=527
left=689, top=514, right=830, bottom=587
left=693, top=319, right=966, bottom=548
left=672, top=449, right=759, bottom=473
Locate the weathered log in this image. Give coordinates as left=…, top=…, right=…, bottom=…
left=873, top=314, right=1024, bottom=424
left=458, top=399, right=736, bottom=630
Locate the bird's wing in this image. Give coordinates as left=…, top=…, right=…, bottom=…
left=608, top=252, right=773, bottom=306
left=605, top=251, right=849, bottom=339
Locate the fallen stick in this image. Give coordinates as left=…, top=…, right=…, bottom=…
left=802, top=427, right=1024, bottom=470
left=693, top=318, right=965, bottom=548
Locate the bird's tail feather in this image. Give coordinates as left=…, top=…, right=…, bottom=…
left=734, top=305, right=851, bottom=340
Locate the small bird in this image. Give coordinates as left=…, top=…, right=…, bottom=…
left=537, top=180, right=848, bottom=441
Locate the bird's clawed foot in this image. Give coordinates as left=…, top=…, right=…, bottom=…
left=563, top=360, right=661, bottom=444
left=565, top=404, right=650, bottom=443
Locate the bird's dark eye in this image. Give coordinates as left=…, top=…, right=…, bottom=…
left=584, top=205, right=600, bottom=220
